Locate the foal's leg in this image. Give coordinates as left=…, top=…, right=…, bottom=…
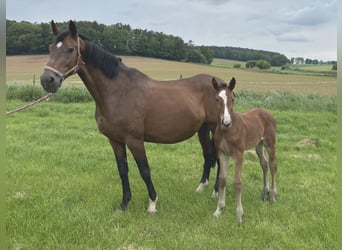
left=267, top=144, right=277, bottom=202
left=233, top=152, right=244, bottom=223
left=109, top=139, right=131, bottom=210
left=256, top=142, right=270, bottom=201
left=196, top=124, right=217, bottom=193
left=212, top=160, right=220, bottom=198
left=213, top=151, right=228, bottom=217
left=126, top=137, right=157, bottom=213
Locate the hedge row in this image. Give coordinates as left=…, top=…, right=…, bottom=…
left=6, top=85, right=336, bottom=114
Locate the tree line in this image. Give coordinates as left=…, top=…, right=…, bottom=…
left=6, top=20, right=289, bottom=66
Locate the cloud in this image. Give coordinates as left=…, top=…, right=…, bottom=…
left=285, top=0, right=336, bottom=26
left=276, top=33, right=309, bottom=43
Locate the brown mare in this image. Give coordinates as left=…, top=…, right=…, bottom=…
left=211, top=78, right=277, bottom=222
left=40, top=20, right=221, bottom=212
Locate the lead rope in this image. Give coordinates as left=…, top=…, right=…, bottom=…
left=6, top=93, right=53, bottom=115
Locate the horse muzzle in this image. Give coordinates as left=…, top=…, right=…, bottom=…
left=221, top=119, right=232, bottom=128
left=40, top=69, right=63, bottom=93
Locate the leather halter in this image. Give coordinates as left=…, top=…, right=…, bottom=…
left=43, top=37, right=85, bottom=80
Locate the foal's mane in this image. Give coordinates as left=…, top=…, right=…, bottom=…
left=55, top=31, right=121, bottom=79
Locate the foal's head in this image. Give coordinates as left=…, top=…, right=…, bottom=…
left=212, top=77, right=236, bottom=128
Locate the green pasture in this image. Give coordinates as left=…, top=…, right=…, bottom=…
left=6, top=91, right=336, bottom=249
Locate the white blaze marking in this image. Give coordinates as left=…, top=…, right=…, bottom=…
left=56, top=42, right=63, bottom=49
left=218, top=90, right=231, bottom=126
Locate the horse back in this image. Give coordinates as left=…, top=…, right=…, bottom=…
left=231, top=108, right=274, bottom=150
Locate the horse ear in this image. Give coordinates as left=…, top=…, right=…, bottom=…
left=212, top=78, right=219, bottom=90
left=69, top=20, right=77, bottom=37
left=228, top=77, right=236, bottom=91
left=51, top=20, right=60, bottom=36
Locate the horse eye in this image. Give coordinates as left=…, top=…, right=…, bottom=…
left=67, top=47, right=75, bottom=53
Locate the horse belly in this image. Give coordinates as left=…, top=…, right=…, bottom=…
left=144, top=111, right=204, bottom=143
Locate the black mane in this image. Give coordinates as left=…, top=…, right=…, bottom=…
left=83, top=39, right=120, bottom=78
left=55, top=31, right=120, bottom=79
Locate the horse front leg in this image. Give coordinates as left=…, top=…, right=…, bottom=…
left=213, top=151, right=228, bottom=217
left=196, top=124, right=217, bottom=193
left=126, top=137, right=157, bottom=213
left=109, top=139, right=131, bottom=210
left=233, top=152, right=244, bottom=223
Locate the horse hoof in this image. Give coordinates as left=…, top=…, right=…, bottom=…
left=114, top=204, right=127, bottom=212
left=147, top=197, right=158, bottom=213
left=262, top=190, right=270, bottom=201
left=213, top=211, right=221, bottom=218
left=195, top=180, right=209, bottom=193
left=211, top=190, right=218, bottom=198
left=213, top=207, right=223, bottom=217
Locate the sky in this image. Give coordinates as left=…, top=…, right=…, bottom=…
left=6, top=0, right=337, bottom=61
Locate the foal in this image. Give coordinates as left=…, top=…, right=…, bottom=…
left=212, top=78, right=277, bottom=223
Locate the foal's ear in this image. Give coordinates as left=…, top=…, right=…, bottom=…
left=51, top=20, right=60, bottom=36
left=228, top=77, right=236, bottom=91
left=212, top=78, right=219, bottom=90
left=69, top=20, right=78, bottom=38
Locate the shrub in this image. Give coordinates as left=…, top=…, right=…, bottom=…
left=6, top=85, right=45, bottom=102
left=52, top=87, right=93, bottom=103
left=233, top=64, right=241, bottom=68
left=256, top=60, right=271, bottom=69
left=246, top=60, right=271, bottom=69
left=246, top=60, right=257, bottom=68
left=6, top=85, right=93, bottom=103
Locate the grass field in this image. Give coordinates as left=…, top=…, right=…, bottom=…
left=6, top=99, right=336, bottom=249
left=6, top=55, right=337, bottom=249
left=6, top=55, right=337, bottom=95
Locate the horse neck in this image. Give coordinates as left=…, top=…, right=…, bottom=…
left=77, top=64, right=120, bottom=109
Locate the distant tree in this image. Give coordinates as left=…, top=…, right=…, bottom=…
left=246, top=60, right=257, bottom=68
left=305, top=58, right=313, bottom=64
left=211, top=46, right=289, bottom=66
left=186, top=49, right=208, bottom=64
left=5, top=19, right=289, bottom=66
left=294, top=57, right=305, bottom=64
left=256, top=60, right=271, bottom=69
left=199, top=46, right=214, bottom=64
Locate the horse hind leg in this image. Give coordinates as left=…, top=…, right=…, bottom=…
left=256, top=141, right=270, bottom=201
left=196, top=124, right=217, bottom=193
left=267, top=144, right=277, bottom=202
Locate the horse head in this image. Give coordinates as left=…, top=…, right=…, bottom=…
left=40, top=20, right=84, bottom=93
left=212, top=77, right=236, bottom=128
